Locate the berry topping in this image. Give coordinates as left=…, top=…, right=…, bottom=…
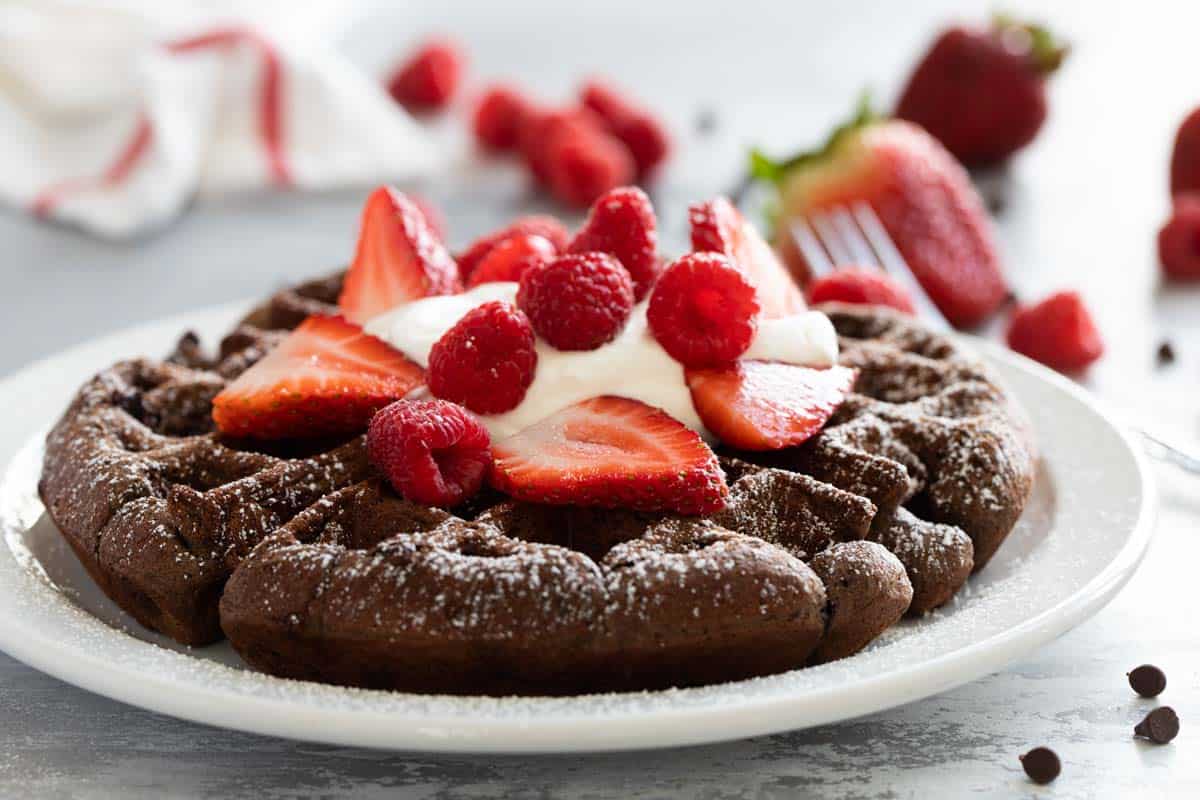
left=1006, top=290, right=1104, bottom=372
left=689, top=196, right=806, bottom=318
left=580, top=79, right=671, bottom=178
left=1158, top=195, right=1200, bottom=281
left=568, top=186, right=661, bottom=300
left=895, top=17, right=1066, bottom=167
left=367, top=398, right=492, bottom=508
left=339, top=186, right=461, bottom=324
left=386, top=38, right=464, bottom=112
left=807, top=267, right=917, bottom=314
left=517, top=252, right=635, bottom=351
left=213, top=315, right=424, bottom=440
left=456, top=216, right=570, bottom=281
left=466, top=233, right=557, bottom=287
left=490, top=396, right=728, bottom=514
left=686, top=361, right=857, bottom=451
left=427, top=301, right=537, bottom=414
left=544, top=126, right=636, bottom=208
left=647, top=252, right=760, bottom=368
left=472, top=84, right=533, bottom=152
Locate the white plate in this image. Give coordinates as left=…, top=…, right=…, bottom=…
left=0, top=304, right=1156, bottom=753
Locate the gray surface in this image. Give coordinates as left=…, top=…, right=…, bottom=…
left=3, top=0, right=1200, bottom=796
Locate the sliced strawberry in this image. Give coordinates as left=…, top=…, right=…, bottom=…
left=490, top=396, right=728, bottom=514
left=212, top=315, right=424, bottom=440
left=686, top=361, right=857, bottom=451
left=339, top=186, right=462, bottom=324
left=689, top=197, right=806, bottom=318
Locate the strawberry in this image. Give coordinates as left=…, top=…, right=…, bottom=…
left=213, top=315, right=424, bottom=440
left=1159, top=195, right=1200, bottom=280
left=895, top=16, right=1067, bottom=167
left=490, top=396, right=728, bottom=515
left=1006, top=290, right=1103, bottom=372
left=1170, top=108, right=1200, bottom=196
left=386, top=38, right=465, bottom=112
left=686, top=361, right=857, bottom=451
left=568, top=186, right=660, bottom=300
left=752, top=100, right=1008, bottom=328
left=689, top=196, right=806, bottom=318
left=339, top=186, right=462, bottom=324
left=807, top=267, right=916, bottom=314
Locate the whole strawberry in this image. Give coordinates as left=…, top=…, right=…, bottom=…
left=1170, top=108, right=1200, bottom=196
left=895, top=16, right=1067, bottom=167
left=753, top=101, right=1009, bottom=328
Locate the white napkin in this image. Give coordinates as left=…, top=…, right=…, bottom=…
left=0, top=0, right=444, bottom=238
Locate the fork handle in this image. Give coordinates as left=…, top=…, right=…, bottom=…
left=1139, top=429, right=1200, bottom=474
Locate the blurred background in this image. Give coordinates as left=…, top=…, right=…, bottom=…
left=4, top=0, right=1199, bottom=432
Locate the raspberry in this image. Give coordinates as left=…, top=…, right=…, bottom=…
left=580, top=79, right=671, bottom=177
left=428, top=301, right=538, bottom=413
left=1158, top=195, right=1200, bottom=281
left=1006, top=290, right=1103, bottom=372
left=472, top=85, right=532, bottom=152
left=647, top=252, right=760, bottom=368
left=467, top=234, right=557, bottom=287
left=457, top=216, right=569, bottom=280
left=544, top=128, right=636, bottom=208
left=386, top=38, right=465, bottom=112
left=807, top=267, right=917, bottom=313
left=367, top=399, right=492, bottom=507
left=517, top=252, right=635, bottom=351
left=568, top=186, right=660, bottom=301
left=519, top=107, right=608, bottom=185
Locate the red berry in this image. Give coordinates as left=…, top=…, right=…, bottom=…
left=1171, top=109, right=1200, bottom=196
left=466, top=234, right=556, bottom=287
left=807, top=267, right=917, bottom=314
left=472, top=84, right=533, bottom=152
left=457, top=216, right=570, bottom=280
left=519, top=107, right=608, bottom=185
left=568, top=186, right=660, bottom=300
left=1158, top=195, right=1200, bottom=280
left=647, top=252, right=760, bottom=368
left=490, top=396, right=727, bottom=515
left=409, top=194, right=447, bottom=242
left=1006, top=290, right=1103, bottom=372
left=580, top=79, right=671, bottom=177
left=517, top=252, right=635, bottom=351
left=544, top=127, right=636, bottom=208
left=367, top=399, right=492, bottom=508
left=386, top=38, right=465, bottom=112
left=428, top=301, right=537, bottom=413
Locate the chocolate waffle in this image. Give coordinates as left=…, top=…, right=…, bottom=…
left=39, top=275, right=1035, bottom=693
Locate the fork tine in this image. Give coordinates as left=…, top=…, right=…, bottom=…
left=831, top=206, right=879, bottom=267
left=810, top=210, right=855, bottom=267
left=850, top=202, right=952, bottom=331
left=789, top=218, right=834, bottom=277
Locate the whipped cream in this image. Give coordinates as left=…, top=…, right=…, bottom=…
left=365, top=282, right=838, bottom=441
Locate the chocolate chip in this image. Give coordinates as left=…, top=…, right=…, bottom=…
left=1128, top=664, right=1167, bottom=697
left=1019, top=746, right=1061, bottom=784
left=1156, top=340, right=1176, bottom=366
left=1134, top=707, right=1180, bottom=744
left=695, top=108, right=717, bottom=135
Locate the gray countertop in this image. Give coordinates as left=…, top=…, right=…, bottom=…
left=3, top=0, right=1200, bottom=796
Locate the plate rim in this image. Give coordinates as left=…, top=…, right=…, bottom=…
left=0, top=312, right=1158, bottom=753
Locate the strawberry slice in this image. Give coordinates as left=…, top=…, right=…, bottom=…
left=213, top=315, right=424, bottom=440
left=339, top=186, right=462, bottom=324
left=689, top=197, right=806, bottom=318
left=490, top=396, right=728, bottom=514
left=686, top=361, right=857, bottom=451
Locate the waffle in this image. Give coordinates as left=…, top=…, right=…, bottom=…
left=38, top=274, right=1036, bottom=693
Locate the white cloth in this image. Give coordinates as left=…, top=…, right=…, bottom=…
left=0, top=1, right=443, bottom=238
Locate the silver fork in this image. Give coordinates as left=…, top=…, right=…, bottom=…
left=793, top=202, right=1200, bottom=474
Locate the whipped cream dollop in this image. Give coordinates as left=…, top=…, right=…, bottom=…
left=365, top=282, right=838, bottom=441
